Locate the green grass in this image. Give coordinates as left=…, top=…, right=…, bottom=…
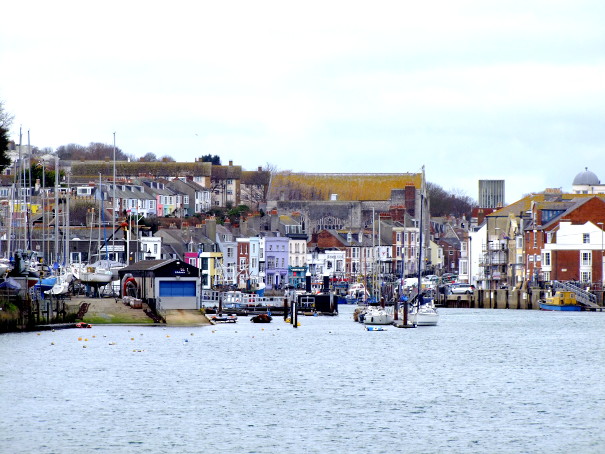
left=82, top=314, right=154, bottom=324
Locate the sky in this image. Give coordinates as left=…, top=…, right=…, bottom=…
left=2, top=0, right=604, bottom=204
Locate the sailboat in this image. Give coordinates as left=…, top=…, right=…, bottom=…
left=73, top=174, right=113, bottom=290
left=397, top=170, right=439, bottom=326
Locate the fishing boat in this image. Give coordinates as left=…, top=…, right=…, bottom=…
left=539, top=291, right=582, bottom=311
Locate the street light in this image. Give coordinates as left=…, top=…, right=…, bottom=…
left=598, top=222, right=604, bottom=290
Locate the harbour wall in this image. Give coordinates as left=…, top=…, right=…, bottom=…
left=438, top=289, right=605, bottom=310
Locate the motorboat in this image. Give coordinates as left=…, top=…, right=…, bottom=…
left=73, top=262, right=113, bottom=285
left=363, top=306, right=394, bottom=325
left=539, top=291, right=582, bottom=311
left=251, top=313, right=272, bottom=323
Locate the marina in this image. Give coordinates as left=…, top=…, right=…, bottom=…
left=1, top=306, right=604, bottom=453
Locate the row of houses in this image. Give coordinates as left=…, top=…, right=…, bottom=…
left=454, top=193, right=605, bottom=290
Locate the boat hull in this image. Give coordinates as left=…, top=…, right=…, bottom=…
left=539, top=303, right=582, bottom=311
left=416, top=313, right=439, bottom=326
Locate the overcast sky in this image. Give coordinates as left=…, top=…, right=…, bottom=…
left=2, top=1, right=604, bottom=204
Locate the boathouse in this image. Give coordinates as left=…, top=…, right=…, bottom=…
left=118, top=259, right=201, bottom=310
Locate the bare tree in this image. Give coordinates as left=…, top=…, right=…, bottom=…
left=0, top=100, right=14, bottom=129
left=139, top=152, right=158, bottom=162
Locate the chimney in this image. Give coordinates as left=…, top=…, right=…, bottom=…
left=204, top=218, right=217, bottom=242
left=229, top=160, right=233, bottom=166
left=240, top=219, right=248, bottom=236
left=258, top=166, right=262, bottom=171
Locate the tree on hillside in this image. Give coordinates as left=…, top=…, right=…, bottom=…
left=427, top=182, right=476, bottom=218
left=56, top=142, right=131, bottom=161
left=160, top=155, right=175, bottom=162
left=139, top=152, right=158, bottom=162
left=27, top=160, right=62, bottom=187
left=200, top=154, right=221, bottom=165
left=0, top=100, right=14, bottom=173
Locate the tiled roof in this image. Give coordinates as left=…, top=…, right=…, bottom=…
left=268, top=172, right=422, bottom=201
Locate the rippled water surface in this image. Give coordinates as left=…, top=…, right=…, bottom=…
left=1, top=307, right=604, bottom=453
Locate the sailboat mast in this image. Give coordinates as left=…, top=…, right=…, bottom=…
left=417, top=165, right=426, bottom=295
left=112, top=132, right=116, bottom=262
left=26, top=130, right=32, bottom=250
left=65, top=172, right=70, bottom=265
left=42, top=162, right=45, bottom=264
left=100, top=173, right=109, bottom=261
left=54, top=156, right=59, bottom=263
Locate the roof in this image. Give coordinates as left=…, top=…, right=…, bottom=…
left=120, top=259, right=177, bottom=271
left=572, top=167, right=600, bottom=186
left=268, top=172, right=422, bottom=201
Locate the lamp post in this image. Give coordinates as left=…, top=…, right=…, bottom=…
left=598, top=222, right=604, bottom=290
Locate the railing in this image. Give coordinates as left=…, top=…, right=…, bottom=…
left=201, top=290, right=286, bottom=308
left=552, top=281, right=598, bottom=307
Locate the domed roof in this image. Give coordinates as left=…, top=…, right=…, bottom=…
left=573, top=167, right=600, bottom=186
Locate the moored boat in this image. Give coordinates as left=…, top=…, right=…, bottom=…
left=363, top=306, right=394, bottom=325
left=251, top=313, right=272, bottom=323
left=539, top=291, right=582, bottom=311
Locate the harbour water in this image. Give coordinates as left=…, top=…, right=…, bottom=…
left=1, top=306, right=604, bottom=453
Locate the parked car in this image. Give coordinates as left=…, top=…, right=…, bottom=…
left=450, top=283, right=475, bottom=294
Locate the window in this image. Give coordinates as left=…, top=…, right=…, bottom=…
left=460, top=260, right=468, bottom=275
left=227, top=247, right=233, bottom=258
left=543, top=252, right=551, bottom=266
left=583, top=233, right=590, bottom=244
left=581, top=271, right=592, bottom=283
left=184, top=196, right=189, bottom=204
left=396, top=233, right=402, bottom=243
left=516, top=236, right=523, bottom=248
left=581, top=251, right=592, bottom=266
left=533, top=231, right=537, bottom=248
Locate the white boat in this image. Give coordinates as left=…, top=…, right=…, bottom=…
left=363, top=306, right=394, bottom=325
left=74, top=263, right=113, bottom=285
left=45, top=270, right=74, bottom=296
left=346, top=283, right=370, bottom=303
left=404, top=297, right=439, bottom=326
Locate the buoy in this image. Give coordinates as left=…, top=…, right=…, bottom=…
left=83, top=345, right=87, bottom=348
left=131, top=338, right=134, bottom=341
left=84, top=338, right=88, bottom=341
left=166, top=335, right=170, bottom=338
left=37, top=333, right=41, bottom=336
left=51, top=342, right=55, bottom=345
left=51, top=329, right=55, bottom=332
left=92, top=335, right=96, bottom=338
left=78, top=337, right=82, bottom=341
